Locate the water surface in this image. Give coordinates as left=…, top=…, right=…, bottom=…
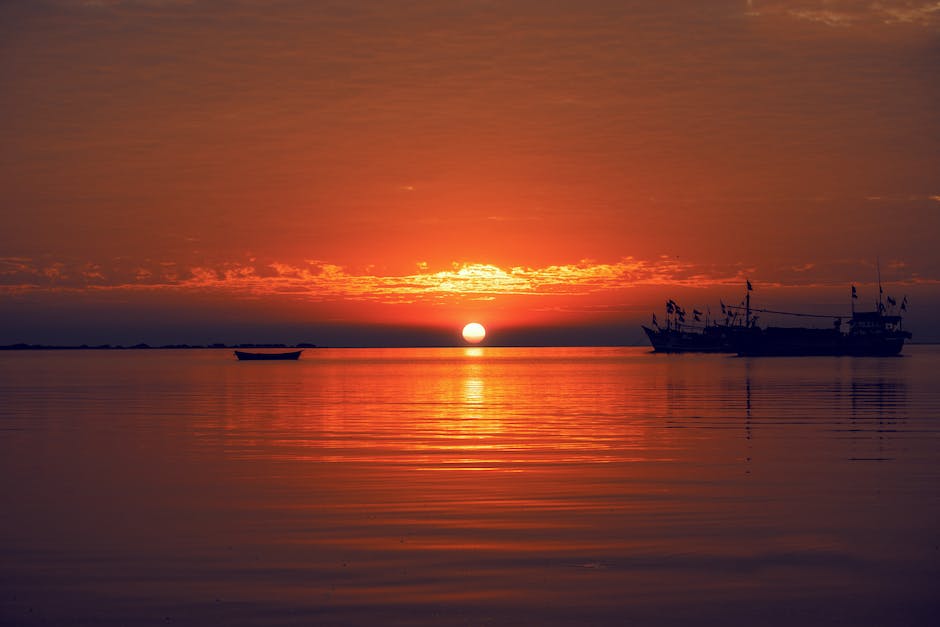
left=1, top=347, right=938, bottom=625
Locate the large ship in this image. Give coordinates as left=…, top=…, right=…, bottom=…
left=731, top=282, right=912, bottom=356
left=733, top=309, right=911, bottom=356
left=642, top=299, right=742, bottom=353
left=642, top=279, right=912, bottom=356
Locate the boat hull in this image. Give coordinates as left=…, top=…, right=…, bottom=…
left=642, top=325, right=736, bottom=353
left=734, top=328, right=909, bottom=357
left=234, top=350, right=303, bottom=361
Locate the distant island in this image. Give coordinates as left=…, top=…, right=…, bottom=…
left=0, top=343, right=318, bottom=350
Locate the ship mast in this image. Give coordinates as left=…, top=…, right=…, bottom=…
left=876, top=257, right=884, bottom=314
left=745, top=280, right=752, bottom=328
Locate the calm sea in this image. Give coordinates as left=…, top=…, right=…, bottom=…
left=1, top=347, right=938, bottom=626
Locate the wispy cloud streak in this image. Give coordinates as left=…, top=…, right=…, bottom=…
left=748, top=1, right=940, bottom=27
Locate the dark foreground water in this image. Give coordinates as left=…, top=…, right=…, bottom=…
left=1, top=346, right=938, bottom=626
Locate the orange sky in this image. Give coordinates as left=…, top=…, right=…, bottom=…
left=1, top=1, right=938, bottom=345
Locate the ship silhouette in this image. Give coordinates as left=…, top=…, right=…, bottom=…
left=642, top=301, right=738, bottom=353
left=643, top=280, right=911, bottom=356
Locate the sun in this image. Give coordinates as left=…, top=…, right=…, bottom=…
left=461, top=322, right=486, bottom=344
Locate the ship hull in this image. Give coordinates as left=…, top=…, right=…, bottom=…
left=734, top=328, right=909, bottom=357
left=642, top=326, right=735, bottom=353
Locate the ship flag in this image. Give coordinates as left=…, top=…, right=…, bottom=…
left=746, top=280, right=753, bottom=291
left=851, top=285, right=857, bottom=299
left=693, top=309, right=702, bottom=322
left=887, top=296, right=897, bottom=307
left=901, top=296, right=908, bottom=312
left=720, top=299, right=726, bottom=314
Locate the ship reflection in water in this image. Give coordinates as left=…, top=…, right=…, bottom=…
left=1, top=347, right=938, bottom=625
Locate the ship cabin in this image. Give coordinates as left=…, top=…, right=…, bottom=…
left=850, top=311, right=904, bottom=336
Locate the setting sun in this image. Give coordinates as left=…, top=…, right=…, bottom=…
left=461, top=322, right=486, bottom=344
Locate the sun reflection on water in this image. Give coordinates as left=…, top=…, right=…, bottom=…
left=3, top=348, right=934, bottom=626
left=462, top=377, right=484, bottom=406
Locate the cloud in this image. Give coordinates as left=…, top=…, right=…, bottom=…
left=71, top=0, right=194, bottom=7
left=0, top=258, right=34, bottom=274
left=748, top=1, right=940, bottom=27
left=878, top=1, right=940, bottom=24
left=3, top=256, right=936, bottom=305
left=0, top=256, right=751, bottom=302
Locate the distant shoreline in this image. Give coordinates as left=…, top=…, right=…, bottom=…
left=0, top=343, right=319, bottom=351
